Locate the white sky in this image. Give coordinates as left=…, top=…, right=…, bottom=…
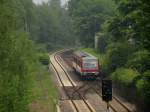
left=33, top=0, right=69, bottom=5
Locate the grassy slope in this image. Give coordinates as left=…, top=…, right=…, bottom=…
left=29, top=65, right=58, bottom=112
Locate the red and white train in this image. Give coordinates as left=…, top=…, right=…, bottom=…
left=72, top=51, right=100, bottom=79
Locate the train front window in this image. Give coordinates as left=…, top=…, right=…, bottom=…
left=83, top=59, right=98, bottom=69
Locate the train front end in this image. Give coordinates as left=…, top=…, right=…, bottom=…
left=81, top=57, right=99, bottom=78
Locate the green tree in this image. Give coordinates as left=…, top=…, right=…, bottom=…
left=106, top=0, right=150, bottom=111
left=0, top=0, right=36, bottom=111
left=30, top=0, right=76, bottom=50
left=108, top=0, right=150, bottom=50
left=68, top=0, right=116, bottom=47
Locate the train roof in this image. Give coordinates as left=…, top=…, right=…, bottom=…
left=74, top=51, right=97, bottom=59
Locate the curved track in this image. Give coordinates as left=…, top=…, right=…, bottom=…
left=50, top=50, right=96, bottom=112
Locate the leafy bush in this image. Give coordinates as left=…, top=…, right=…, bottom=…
left=136, top=71, right=150, bottom=106
left=96, top=33, right=108, bottom=53
left=111, top=68, right=140, bottom=86
left=106, top=42, right=134, bottom=72
left=136, top=79, right=144, bottom=93
left=36, top=44, right=47, bottom=53
left=126, top=50, right=150, bottom=73
left=38, top=53, right=49, bottom=65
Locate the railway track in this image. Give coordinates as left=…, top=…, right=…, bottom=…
left=59, top=49, right=136, bottom=112
left=50, top=50, right=96, bottom=112
left=92, top=88, right=135, bottom=112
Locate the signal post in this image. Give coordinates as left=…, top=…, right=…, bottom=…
left=102, top=79, right=112, bottom=112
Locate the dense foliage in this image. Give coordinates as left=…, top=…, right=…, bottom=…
left=68, top=0, right=116, bottom=47
left=126, top=50, right=150, bottom=73
left=105, top=42, right=134, bottom=72
left=69, top=0, right=150, bottom=111
left=0, top=0, right=66, bottom=111
left=106, top=2, right=150, bottom=110
left=0, top=0, right=36, bottom=111
left=136, top=71, right=150, bottom=107
left=111, top=68, right=140, bottom=86
left=30, top=0, right=76, bottom=50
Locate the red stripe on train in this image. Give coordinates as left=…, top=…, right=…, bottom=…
left=81, top=69, right=98, bottom=72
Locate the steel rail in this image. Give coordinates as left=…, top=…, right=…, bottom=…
left=50, top=49, right=95, bottom=112
left=50, top=53, right=79, bottom=112
left=54, top=51, right=95, bottom=112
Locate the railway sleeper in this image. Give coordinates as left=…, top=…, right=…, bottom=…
left=62, top=87, right=90, bottom=100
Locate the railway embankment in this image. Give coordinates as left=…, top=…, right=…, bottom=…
left=29, top=52, right=58, bottom=112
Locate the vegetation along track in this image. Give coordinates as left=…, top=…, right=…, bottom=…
left=60, top=49, right=136, bottom=112
left=50, top=49, right=95, bottom=112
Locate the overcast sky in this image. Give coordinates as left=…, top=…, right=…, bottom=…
left=33, top=0, right=69, bottom=5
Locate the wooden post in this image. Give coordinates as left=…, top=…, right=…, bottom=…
left=107, top=102, right=110, bottom=112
